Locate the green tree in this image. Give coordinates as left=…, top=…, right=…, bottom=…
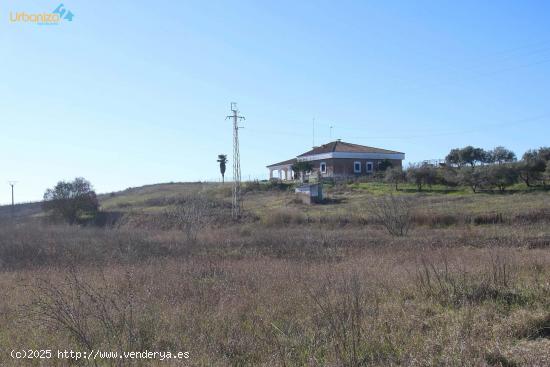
left=543, top=162, right=550, bottom=189
left=446, top=146, right=488, bottom=167
left=488, top=146, right=516, bottom=164
left=457, top=167, right=485, bottom=193
left=406, top=164, right=437, bottom=191
left=537, top=146, right=550, bottom=162
left=217, top=154, right=228, bottom=183
left=378, top=159, right=393, bottom=172
left=518, top=150, right=546, bottom=187
left=445, top=148, right=462, bottom=167
left=440, top=167, right=460, bottom=187
left=384, top=167, right=405, bottom=190
left=486, top=164, right=519, bottom=192
left=291, top=161, right=313, bottom=183
left=43, top=177, right=99, bottom=224
left=459, top=146, right=488, bottom=167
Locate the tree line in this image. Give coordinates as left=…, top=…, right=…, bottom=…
left=385, top=145, right=550, bottom=192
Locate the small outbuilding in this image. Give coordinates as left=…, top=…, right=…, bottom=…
left=295, top=183, right=323, bottom=204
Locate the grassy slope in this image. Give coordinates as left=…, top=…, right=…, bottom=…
left=1, top=181, right=550, bottom=366
left=98, top=181, right=550, bottom=222
left=2, top=180, right=546, bottom=220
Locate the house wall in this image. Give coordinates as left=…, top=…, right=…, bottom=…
left=308, top=158, right=402, bottom=178
left=268, top=164, right=294, bottom=180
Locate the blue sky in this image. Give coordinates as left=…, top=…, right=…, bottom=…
left=2, top=0, right=550, bottom=203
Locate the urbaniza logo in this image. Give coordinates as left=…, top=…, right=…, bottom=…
left=9, top=4, right=74, bottom=26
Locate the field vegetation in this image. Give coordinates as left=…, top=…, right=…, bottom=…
left=1, top=177, right=549, bottom=366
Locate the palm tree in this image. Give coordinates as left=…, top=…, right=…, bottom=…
left=217, top=154, right=228, bottom=183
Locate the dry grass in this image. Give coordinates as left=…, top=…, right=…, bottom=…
left=1, top=190, right=550, bottom=366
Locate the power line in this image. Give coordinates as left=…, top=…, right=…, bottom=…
left=383, top=39, right=550, bottom=94
left=241, top=112, right=549, bottom=141
left=344, top=113, right=550, bottom=140
left=399, top=56, right=550, bottom=95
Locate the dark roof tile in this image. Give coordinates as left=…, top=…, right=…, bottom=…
left=297, top=140, right=403, bottom=157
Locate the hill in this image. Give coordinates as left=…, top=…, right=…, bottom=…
left=0, top=201, right=42, bottom=220
left=1, top=180, right=549, bottom=365
left=3, top=181, right=550, bottom=227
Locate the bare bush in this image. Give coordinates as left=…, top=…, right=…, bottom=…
left=369, top=194, right=414, bottom=236
left=309, top=273, right=368, bottom=366
left=26, top=269, right=153, bottom=364
left=166, top=195, right=215, bottom=241
left=415, top=253, right=522, bottom=307
left=308, top=273, right=399, bottom=366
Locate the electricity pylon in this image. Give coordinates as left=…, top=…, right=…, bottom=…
left=8, top=181, right=17, bottom=218
left=226, top=103, right=245, bottom=218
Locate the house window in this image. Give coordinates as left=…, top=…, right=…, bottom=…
left=354, top=161, right=361, bottom=173
left=320, top=162, right=327, bottom=174
left=366, top=162, right=373, bottom=173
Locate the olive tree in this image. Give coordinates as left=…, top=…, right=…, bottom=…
left=485, top=164, right=519, bottom=192
left=544, top=162, right=550, bottom=188
left=406, top=164, right=438, bottom=191
left=457, top=167, right=485, bottom=193
left=384, top=167, right=406, bottom=190
left=518, top=150, right=546, bottom=187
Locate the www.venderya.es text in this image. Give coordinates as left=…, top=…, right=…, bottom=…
left=10, top=349, right=190, bottom=361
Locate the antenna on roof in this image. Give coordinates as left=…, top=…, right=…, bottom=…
left=312, top=117, right=315, bottom=148
left=329, top=125, right=334, bottom=140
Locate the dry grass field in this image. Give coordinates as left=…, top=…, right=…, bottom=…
left=1, top=182, right=549, bottom=366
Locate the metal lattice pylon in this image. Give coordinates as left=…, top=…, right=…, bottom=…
left=226, top=103, right=245, bottom=218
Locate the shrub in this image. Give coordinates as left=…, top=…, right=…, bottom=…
left=165, top=195, right=215, bottom=241
left=42, top=177, right=99, bottom=224
left=415, top=254, right=522, bottom=308
left=515, top=313, right=550, bottom=339
left=369, top=194, right=414, bottom=236
left=308, top=273, right=399, bottom=366
left=485, top=352, right=519, bottom=367
left=27, top=270, right=156, bottom=354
